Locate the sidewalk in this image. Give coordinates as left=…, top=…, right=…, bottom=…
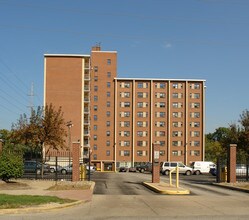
left=0, top=180, right=95, bottom=214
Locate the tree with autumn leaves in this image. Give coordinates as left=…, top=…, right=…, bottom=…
left=11, top=103, right=67, bottom=159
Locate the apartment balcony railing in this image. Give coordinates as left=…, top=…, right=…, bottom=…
left=84, top=74, right=90, bottom=80
left=84, top=86, right=90, bottom=91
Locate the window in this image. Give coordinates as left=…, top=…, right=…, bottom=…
left=173, top=103, right=178, bottom=108
left=192, top=131, right=200, bottom=137
left=124, top=102, right=130, bottom=107
left=160, top=112, right=165, bottom=117
left=123, top=82, right=130, bottom=88
left=172, top=151, right=181, bottom=156
left=106, top=121, right=110, bottom=127
left=124, top=111, right=130, bottom=117
left=94, top=76, right=98, bottom=81
left=190, top=93, right=200, bottom=99
left=137, top=92, right=143, bottom=98
left=94, top=105, right=98, bottom=111
left=94, top=96, right=98, bottom=101
left=107, top=82, right=111, bottom=88
left=159, top=141, right=165, bottom=146
left=94, top=66, right=98, bottom=72
left=160, top=151, right=165, bottom=156
left=106, top=150, right=110, bottom=156
left=106, top=131, right=110, bottom=136
left=173, top=112, right=178, bottom=118
left=137, top=112, right=143, bottom=117
left=107, top=101, right=111, bottom=107
left=93, top=154, right=97, bottom=160
left=172, top=141, right=178, bottom=146
left=172, top=83, right=178, bottom=89
left=124, top=141, right=130, bottom=146
left=93, top=135, right=97, bottom=140
left=124, top=150, right=130, bottom=156
left=137, top=150, right=143, bottom=156
left=159, top=92, right=166, bottom=98
left=192, top=112, right=200, bottom=118
left=94, top=115, right=97, bottom=121
left=93, top=145, right=97, bottom=150
left=107, top=59, right=111, bottom=65
left=94, top=86, right=98, bottom=91
left=160, top=121, right=165, bottom=127
left=192, top=103, right=200, bottom=108
left=106, top=141, right=110, bottom=146
left=137, top=102, right=143, bottom=108
left=159, top=131, right=165, bottom=136
left=106, top=111, right=110, bottom=117
left=190, top=150, right=200, bottom=156
left=172, top=131, right=179, bottom=137
left=190, top=83, right=200, bottom=89
left=137, top=121, right=143, bottom=127
left=137, top=131, right=143, bottom=137
left=107, top=72, right=111, bottom=78
left=93, top=125, right=97, bottom=130
left=160, top=83, right=165, bottom=88
left=107, top=92, right=110, bottom=97
left=124, top=121, right=130, bottom=127
left=138, top=82, right=143, bottom=88
left=159, top=102, right=165, bottom=108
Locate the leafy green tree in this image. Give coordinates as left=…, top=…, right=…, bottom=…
left=238, top=109, right=249, bottom=159
left=0, top=143, right=24, bottom=182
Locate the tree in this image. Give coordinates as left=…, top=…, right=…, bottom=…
left=0, top=142, right=24, bottom=182
left=11, top=103, right=67, bottom=159
left=238, top=109, right=249, bottom=157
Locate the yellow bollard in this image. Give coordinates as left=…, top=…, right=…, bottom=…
left=80, top=164, right=87, bottom=180
left=176, top=166, right=179, bottom=188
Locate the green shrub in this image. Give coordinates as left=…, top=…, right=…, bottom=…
left=0, top=151, right=23, bottom=182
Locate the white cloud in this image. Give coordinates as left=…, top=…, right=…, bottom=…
left=163, top=42, right=172, bottom=48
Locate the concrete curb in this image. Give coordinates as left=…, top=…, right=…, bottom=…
left=0, top=200, right=85, bottom=215
left=143, top=182, right=190, bottom=195
left=212, top=183, right=249, bottom=193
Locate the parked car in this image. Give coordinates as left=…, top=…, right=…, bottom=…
left=236, top=164, right=249, bottom=176
left=60, top=164, right=72, bottom=175
left=23, top=161, right=50, bottom=175
left=160, top=162, right=192, bottom=176
left=86, top=165, right=96, bottom=173
left=209, top=164, right=249, bottom=176
left=61, top=164, right=96, bottom=175
left=136, top=163, right=152, bottom=173
left=48, top=164, right=63, bottom=173
left=119, top=167, right=128, bottom=172
left=209, top=167, right=217, bottom=176
left=128, top=167, right=137, bottom=172
left=191, top=161, right=216, bottom=175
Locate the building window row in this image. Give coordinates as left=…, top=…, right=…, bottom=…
left=137, top=82, right=148, bottom=88
left=155, top=92, right=166, bottom=98
left=137, top=92, right=148, bottom=98
left=137, top=150, right=147, bottom=156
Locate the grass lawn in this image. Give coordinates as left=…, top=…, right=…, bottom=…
left=0, top=194, right=74, bottom=209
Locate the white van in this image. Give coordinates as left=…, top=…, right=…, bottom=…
left=160, top=162, right=193, bottom=176
left=191, top=161, right=216, bottom=175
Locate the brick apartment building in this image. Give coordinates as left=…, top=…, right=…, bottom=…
left=44, top=46, right=206, bottom=171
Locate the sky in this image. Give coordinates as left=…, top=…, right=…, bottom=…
left=0, top=0, right=248, bottom=133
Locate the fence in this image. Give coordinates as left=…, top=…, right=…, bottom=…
left=22, top=157, right=89, bottom=181
left=216, top=155, right=249, bottom=183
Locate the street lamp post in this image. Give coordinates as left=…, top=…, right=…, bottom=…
left=88, top=148, right=92, bottom=181
left=66, top=121, right=73, bottom=164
